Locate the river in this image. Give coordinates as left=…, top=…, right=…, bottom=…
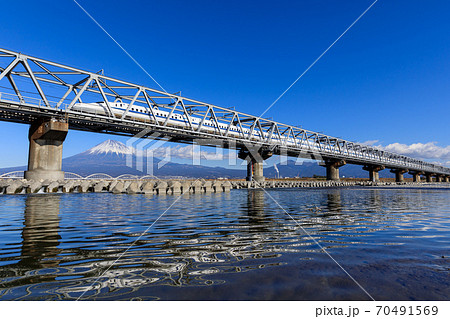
left=0, top=187, right=448, bottom=300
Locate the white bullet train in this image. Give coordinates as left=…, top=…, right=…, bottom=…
left=73, top=99, right=319, bottom=149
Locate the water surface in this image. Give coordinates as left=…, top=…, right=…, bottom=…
left=0, top=187, right=448, bottom=300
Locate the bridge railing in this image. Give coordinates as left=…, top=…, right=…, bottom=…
left=0, top=91, right=68, bottom=110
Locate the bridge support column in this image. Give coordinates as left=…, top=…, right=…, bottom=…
left=390, top=168, right=408, bottom=183
left=363, top=165, right=385, bottom=182
left=425, top=173, right=435, bottom=183
left=238, top=149, right=272, bottom=183
left=435, top=175, right=443, bottom=182
left=24, top=119, right=68, bottom=181
left=409, top=171, right=423, bottom=183
left=444, top=176, right=449, bottom=183
left=320, top=159, right=346, bottom=181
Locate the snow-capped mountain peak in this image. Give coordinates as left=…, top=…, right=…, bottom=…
left=87, top=140, right=133, bottom=155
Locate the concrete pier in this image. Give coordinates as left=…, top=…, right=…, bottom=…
left=320, top=159, right=346, bottom=181
left=24, top=119, right=68, bottom=181
left=363, top=165, right=385, bottom=182
left=425, top=173, right=435, bottom=183
left=238, top=149, right=273, bottom=183
left=409, top=171, right=424, bottom=183
left=391, top=168, right=408, bottom=183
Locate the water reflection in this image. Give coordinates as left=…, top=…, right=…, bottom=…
left=0, top=195, right=62, bottom=294
left=247, top=189, right=265, bottom=216
left=369, top=189, right=381, bottom=212
left=244, top=189, right=270, bottom=232
left=20, top=195, right=61, bottom=270
left=326, top=189, right=342, bottom=213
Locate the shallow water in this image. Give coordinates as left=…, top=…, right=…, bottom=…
left=0, top=187, right=448, bottom=300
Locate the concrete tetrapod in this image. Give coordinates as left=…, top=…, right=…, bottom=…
left=47, top=181, right=60, bottom=193
left=62, top=181, right=75, bottom=193
left=126, top=182, right=141, bottom=194
left=154, top=181, right=168, bottom=195
left=212, top=181, right=223, bottom=192
left=112, top=182, right=125, bottom=194
left=141, top=181, right=155, bottom=195
left=28, top=181, right=43, bottom=193
left=6, top=180, right=24, bottom=195
left=168, top=181, right=182, bottom=194
left=203, top=181, right=213, bottom=193
left=191, top=180, right=203, bottom=194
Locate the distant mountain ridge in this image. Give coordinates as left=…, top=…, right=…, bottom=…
left=0, top=139, right=395, bottom=178
left=60, top=140, right=244, bottom=178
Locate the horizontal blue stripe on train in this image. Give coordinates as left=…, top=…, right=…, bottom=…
left=111, top=107, right=253, bottom=134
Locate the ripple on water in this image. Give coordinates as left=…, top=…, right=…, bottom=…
left=0, top=188, right=449, bottom=300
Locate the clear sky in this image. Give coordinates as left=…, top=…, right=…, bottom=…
left=0, top=0, right=449, bottom=168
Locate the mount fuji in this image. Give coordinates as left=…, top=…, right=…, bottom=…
left=0, top=140, right=243, bottom=178
left=60, top=140, right=245, bottom=178
left=86, top=139, right=134, bottom=156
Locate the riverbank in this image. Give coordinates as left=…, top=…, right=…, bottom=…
left=0, top=178, right=448, bottom=195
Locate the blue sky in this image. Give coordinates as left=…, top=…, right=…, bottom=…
left=0, top=0, right=449, bottom=168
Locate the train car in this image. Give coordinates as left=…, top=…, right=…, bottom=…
left=72, top=100, right=313, bottom=148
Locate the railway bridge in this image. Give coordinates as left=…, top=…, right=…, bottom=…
left=0, top=47, right=449, bottom=182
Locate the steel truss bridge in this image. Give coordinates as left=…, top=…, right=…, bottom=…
left=0, top=47, right=448, bottom=178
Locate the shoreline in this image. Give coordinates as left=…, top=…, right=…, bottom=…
left=0, top=178, right=449, bottom=195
